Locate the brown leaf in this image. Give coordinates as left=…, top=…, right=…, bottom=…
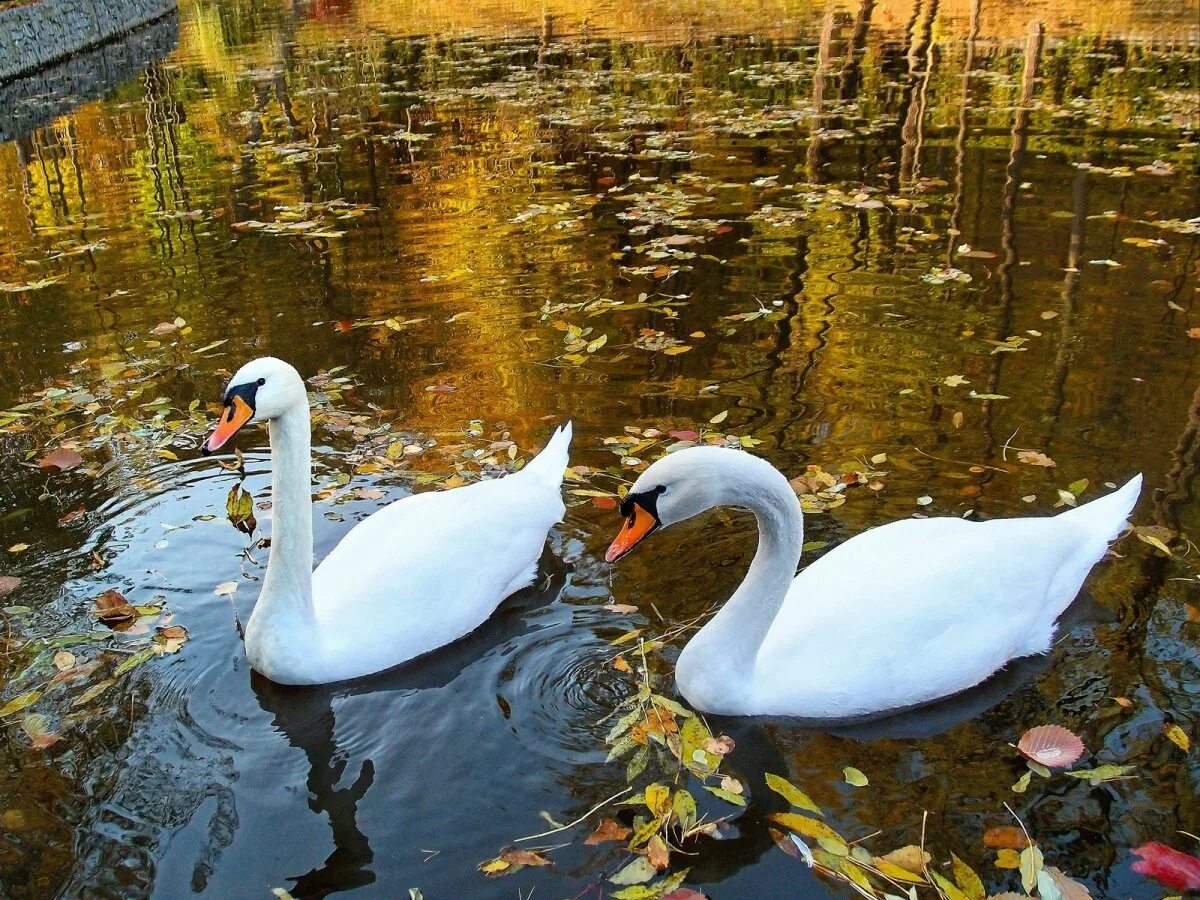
left=878, top=844, right=931, bottom=874
left=38, top=448, right=84, bottom=472
left=1046, top=866, right=1093, bottom=899
left=646, top=834, right=670, bottom=870
left=1017, top=724, right=1085, bottom=768
left=702, top=734, right=735, bottom=756
left=983, top=826, right=1033, bottom=849
left=592, top=496, right=618, bottom=510
left=612, top=656, right=632, bottom=673
left=92, top=589, right=137, bottom=628
left=0, top=575, right=20, bottom=597
left=668, top=430, right=700, bottom=442
left=1017, top=450, right=1056, bottom=468
left=151, top=321, right=179, bottom=335
left=498, top=847, right=552, bottom=868
left=585, top=818, right=631, bottom=845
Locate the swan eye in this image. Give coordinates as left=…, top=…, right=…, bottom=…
left=257, top=377, right=266, bottom=386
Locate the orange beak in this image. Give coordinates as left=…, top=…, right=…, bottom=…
left=605, top=502, right=660, bottom=563
left=204, top=395, right=254, bottom=454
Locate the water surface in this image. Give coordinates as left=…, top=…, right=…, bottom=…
left=0, top=1, right=1197, bottom=897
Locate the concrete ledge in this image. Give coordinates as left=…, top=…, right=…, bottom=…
left=0, top=0, right=177, bottom=84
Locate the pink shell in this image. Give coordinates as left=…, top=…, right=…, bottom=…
left=1017, top=724, right=1085, bottom=768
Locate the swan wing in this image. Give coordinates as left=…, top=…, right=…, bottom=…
left=307, top=459, right=565, bottom=681
left=753, top=512, right=1107, bottom=717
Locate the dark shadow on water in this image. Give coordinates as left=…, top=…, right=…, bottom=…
left=249, top=549, right=569, bottom=899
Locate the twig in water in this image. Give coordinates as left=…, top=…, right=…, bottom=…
left=512, top=787, right=633, bottom=843
left=914, top=447, right=1009, bottom=474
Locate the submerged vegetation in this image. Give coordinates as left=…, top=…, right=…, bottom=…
left=0, top=0, right=1197, bottom=896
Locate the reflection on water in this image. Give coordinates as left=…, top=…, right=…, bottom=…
left=0, top=0, right=1197, bottom=896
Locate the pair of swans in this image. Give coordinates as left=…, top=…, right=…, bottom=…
left=205, top=357, right=1140, bottom=718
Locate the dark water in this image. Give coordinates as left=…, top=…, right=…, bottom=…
left=0, top=0, right=1198, bottom=897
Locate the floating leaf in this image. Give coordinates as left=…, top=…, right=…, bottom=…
left=92, top=589, right=138, bottom=628
left=983, top=826, right=1033, bottom=849
left=708, top=410, right=728, bottom=425
left=38, top=448, right=84, bottom=471
left=1063, top=764, right=1136, bottom=785
left=215, top=581, right=238, bottom=597
left=610, top=856, right=657, bottom=886
left=951, top=853, right=986, bottom=900
left=1045, top=866, right=1093, bottom=899
left=1017, top=450, right=1056, bottom=468
left=1130, top=842, right=1200, bottom=892
left=0, top=576, right=20, bottom=597
left=0, top=690, right=42, bottom=717
left=842, top=766, right=868, bottom=787
left=768, top=813, right=842, bottom=844
left=1017, top=724, right=1085, bottom=768
left=585, top=818, right=631, bottom=845
left=114, top=647, right=156, bottom=675
left=1164, top=723, right=1190, bottom=752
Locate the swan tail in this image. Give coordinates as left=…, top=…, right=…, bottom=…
left=521, top=420, right=572, bottom=487
left=1062, top=472, right=1142, bottom=543
left=1022, top=473, right=1143, bottom=658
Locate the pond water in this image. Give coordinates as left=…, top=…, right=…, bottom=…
left=0, top=1, right=1197, bottom=897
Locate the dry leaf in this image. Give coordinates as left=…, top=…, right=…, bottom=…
left=1017, top=724, right=1085, bottom=768
left=584, top=818, right=631, bottom=845
left=878, top=844, right=931, bottom=874
left=983, top=826, right=1033, bottom=849
left=1017, top=450, right=1056, bottom=468
left=92, top=589, right=138, bottom=628
left=38, top=448, right=84, bottom=471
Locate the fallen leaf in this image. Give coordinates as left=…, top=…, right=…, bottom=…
left=764, top=773, right=823, bottom=816
left=92, top=589, right=137, bottom=628
left=0, top=576, right=19, bottom=597
left=610, top=856, right=656, bottom=885
left=709, top=410, right=728, bottom=425
left=1017, top=724, right=1085, bottom=768
left=0, top=690, right=42, bottom=717
left=215, top=581, right=238, bottom=597
left=843, top=766, right=869, bottom=787
left=1063, top=764, right=1136, bottom=785
left=995, top=848, right=1022, bottom=868
left=38, top=448, right=84, bottom=471
left=8, top=544, right=29, bottom=554
left=1130, top=842, right=1200, bottom=892
left=1046, top=866, right=1093, bottom=899
left=585, top=818, right=631, bottom=845
left=951, top=852, right=986, bottom=900
left=668, top=430, right=700, bottom=442
left=1017, top=450, right=1056, bottom=468
left=1164, top=723, right=1190, bottom=752
left=877, top=844, right=931, bottom=874
left=984, top=826, right=1033, bottom=849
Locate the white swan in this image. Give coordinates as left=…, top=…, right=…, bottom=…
left=605, top=446, right=1141, bottom=718
left=203, top=357, right=571, bottom=685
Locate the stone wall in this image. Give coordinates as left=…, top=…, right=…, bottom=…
left=0, top=0, right=176, bottom=84
left=0, top=12, right=178, bottom=141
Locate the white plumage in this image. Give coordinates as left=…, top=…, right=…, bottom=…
left=609, top=446, right=1141, bottom=719
left=206, top=357, right=570, bottom=685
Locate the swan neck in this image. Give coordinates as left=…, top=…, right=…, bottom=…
left=260, top=403, right=315, bottom=618
left=684, top=458, right=803, bottom=697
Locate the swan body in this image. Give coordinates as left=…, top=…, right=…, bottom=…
left=606, top=447, right=1141, bottom=719
left=204, top=357, right=570, bottom=685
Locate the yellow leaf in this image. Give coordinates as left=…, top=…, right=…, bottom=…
left=951, top=853, right=987, bottom=900
left=1165, top=722, right=1190, bottom=752
left=843, top=766, right=869, bottom=787
left=0, top=690, right=42, bottom=717
left=768, top=812, right=843, bottom=844
left=995, top=848, right=1022, bottom=868
left=764, top=773, right=824, bottom=816
left=709, top=410, right=728, bottom=424
left=644, top=783, right=671, bottom=817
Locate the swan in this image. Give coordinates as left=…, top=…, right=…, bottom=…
left=202, top=357, right=571, bottom=685
left=604, top=446, right=1141, bottom=718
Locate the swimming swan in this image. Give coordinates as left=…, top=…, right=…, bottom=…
left=204, top=357, right=571, bottom=685
left=605, top=446, right=1140, bottom=718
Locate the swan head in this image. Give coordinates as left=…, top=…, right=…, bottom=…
left=606, top=446, right=760, bottom=563
left=203, top=357, right=307, bottom=454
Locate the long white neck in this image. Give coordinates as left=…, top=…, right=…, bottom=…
left=676, top=454, right=803, bottom=712
left=255, top=404, right=315, bottom=625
